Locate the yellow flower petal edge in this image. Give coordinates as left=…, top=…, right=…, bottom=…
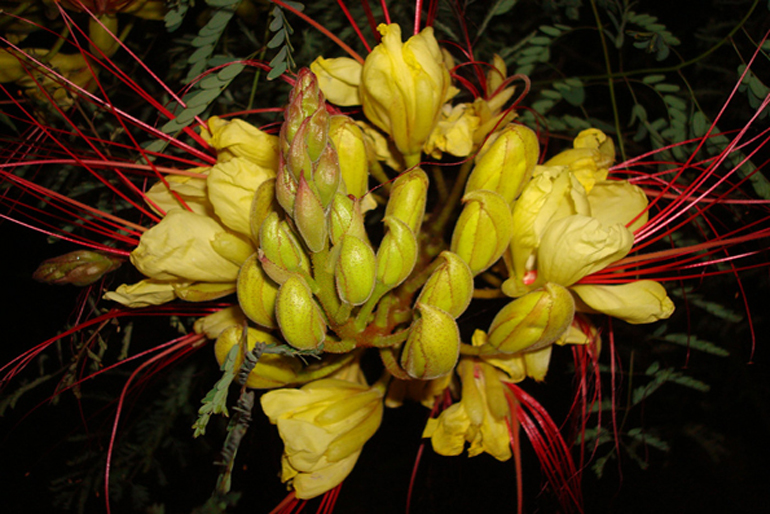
left=571, top=280, right=675, bottom=324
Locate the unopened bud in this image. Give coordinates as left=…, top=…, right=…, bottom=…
left=250, top=178, right=279, bottom=245
left=237, top=253, right=279, bottom=329
left=335, top=235, right=377, bottom=305
left=384, top=167, right=429, bottom=233
left=328, top=193, right=368, bottom=245
left=33, top=250, right=123, bottom=286
left=275, top=158, right=299, bottom=215
left=294, top=175, right=328, bottom=253
left=450, top=189, right=513, bottom=275
left=275, top=275, right=327, bottom=351
left=312, top=144, right=342, bottom=208
left=416, top=251, right=473, bottom=318
left=329, top=115, right=370, bottom=199
left=400, top=303, right=460, bottom=380
left=259, top=212, right=311, bottom=283
left=376, top=216, right=418, bottom=289
left=466, top=124, right=539, bottom=205
left=487, top=283, right=575, bottom=354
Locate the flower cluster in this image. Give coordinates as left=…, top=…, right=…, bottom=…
left=95, top=23, right=678, bottom=501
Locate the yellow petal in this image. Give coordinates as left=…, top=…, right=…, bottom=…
left=207, top=157, right=273, bottom=237
left=103, top=279, right=179, bottom=307
left=588, top=179, right=649, bottom=232
left=571, top=281, right=675, bottom=324
left=203, top=117, right=280, bottom=169
left=311, top=56, right=363, bottom=106
left=131, top=209, right=241, bottom=282
left=144, top=168, right=213, bottom=217
left=538, top=214, right=633, bottom=286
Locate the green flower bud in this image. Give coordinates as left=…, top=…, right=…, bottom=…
left=259, top=212, right=311, bottom=283
left=275, top=159, right=298, bottom=216
left=450, top=189, right=513, bottom=276
left=376, top=216, right=418, bottom=289
left=250, top=178, right=279, bottom=245
left=400, top=303, right=460, bottom=380
left=33, top=250, right=123, bottom=286
left=329, top=115, right=370, bottom=199
left=237, top=253, right=279, bottom=328
left=294, top=174, right=328, bottom=253
left=287, top=122, right=315, bottom=183
left=335, top=235, right=377, bottom=305
left=487, top=283, right=575, bottom=354
left=416, top=251, right=474, bottom=318
left=276, top=275, right=327, bottom=351
left=305, top=106, right=331, bottom=162
left=283, top=68, right=323, bottom=145
left=328, top=192, right=368, bottom=246
left=313, top=144, right=342, bottom=208
left=466, top=123, right=539, bottom=205
left=384, top=167, right=429, bottom=233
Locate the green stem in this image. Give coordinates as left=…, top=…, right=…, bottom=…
left=590, top=0, right=626, bottom=163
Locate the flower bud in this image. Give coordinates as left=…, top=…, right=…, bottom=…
left=384, top=167, right=429, bottom=233
left=487, top=283, right=575, bottom=354
left=294, top=174, right=328, bottom=253
left=250, top=178, right=279, bottom=245
left=466, top=124, right=539, bottom=205
left=312, top=144, right=342, bottom=208
left=284, top=68, right=323, bottom=145
left=416, top=251, right=473, bottom=318
left=214, top=325, right=303, bottom=389
left=335, top=235, right=377, bottom=305
left=275, top=275, right=327, bottom=351
left=259, top=212, right=311, bottom=283
left=237, top=253, right=279, bottom=328
left=88, top=14, right=119, bottom=57
left=400, top=303, right=460, bottom=380
left=329, top=115, right=370, bottom=199
left=275, top=157, right=299, bottom=215
left=328, top=193, right=368, bottom=245
left=450, top=189, right=513, bottom=276
left=376, top=216, right=418, bottom=289
left=33, top=250, right=123, bottom=286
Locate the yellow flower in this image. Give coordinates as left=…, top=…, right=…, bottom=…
left=423, top=103, right=480, bottom=158
left=207, top=157, right=274, bottom=236
left=310, top=56, right=363, bottom=106
left=261, top=374, right=385, bottom=499
left=143, top=168, right=214, bottom=218
left=361, top=24, right=453, bottom=165
left=130, top=209, right=247, bottom=283
left=423, top=358, right=512, bottom=461
left=202, top=116, right=280, bottom=170
left=103, top=278, right=179, bottom=307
